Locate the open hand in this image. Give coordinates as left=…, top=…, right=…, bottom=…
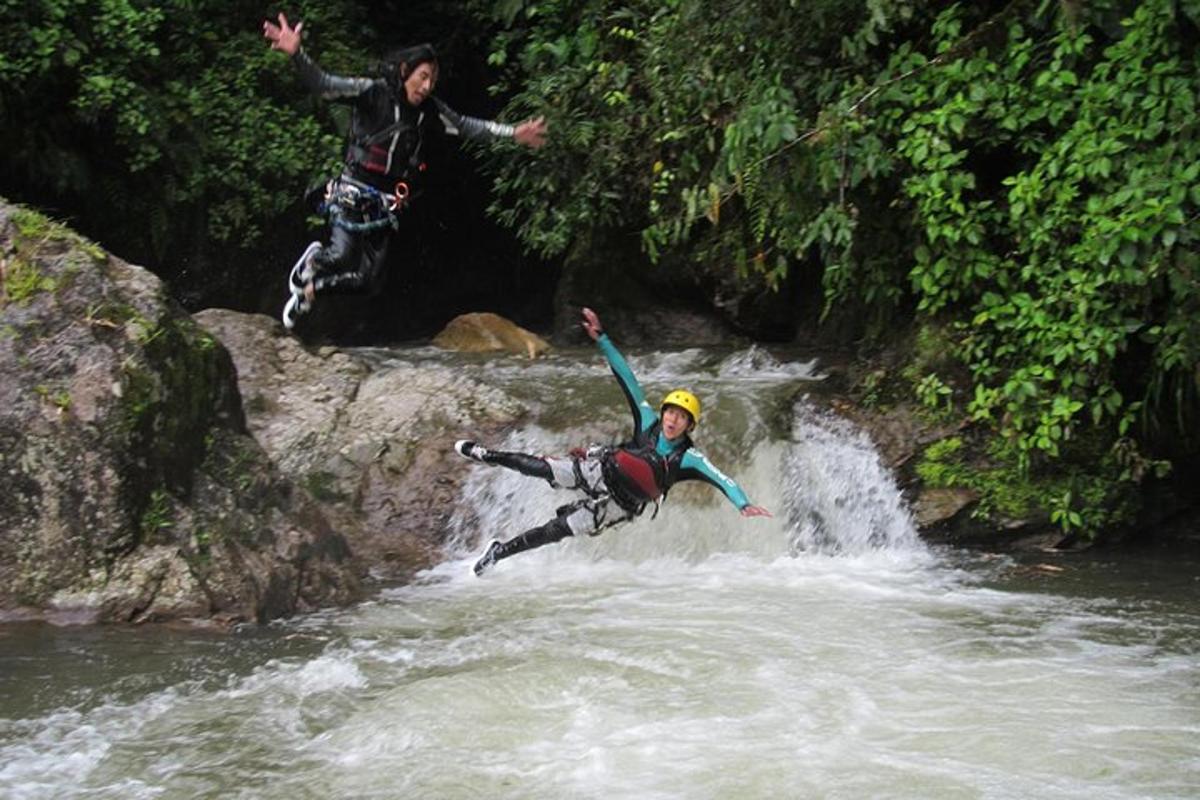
left=263, top=12, right=302, bottom=56
left=514, top=117, right=547, bottom=149
left=741, top=505, right=772, bottom=518
left=581, top=307, right=603, bottom=341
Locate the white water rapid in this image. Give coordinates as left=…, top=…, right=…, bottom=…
left=1, top=345, right=1197, bottom=799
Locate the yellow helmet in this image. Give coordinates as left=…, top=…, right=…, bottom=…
left=661, top=389, right=701, bottom=425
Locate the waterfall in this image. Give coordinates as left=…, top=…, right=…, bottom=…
left=446, top=352, right=921, bottom=566
left=782, top=400, right=921, bottom=554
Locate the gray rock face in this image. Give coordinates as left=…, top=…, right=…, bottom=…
left=193, top=309, right=527, bottom=579
left=912, top=487, right=981, bottom=530
left=0, top=201, right=358, bottom=624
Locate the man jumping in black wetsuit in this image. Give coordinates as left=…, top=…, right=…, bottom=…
left=263, top=13, right=547, bottom=329
left=455, top=307, right=772, bottom=575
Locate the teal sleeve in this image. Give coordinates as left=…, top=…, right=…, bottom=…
left=598, top=334, right=658, bottom=434
left=678, top=449, right=751, bottom=510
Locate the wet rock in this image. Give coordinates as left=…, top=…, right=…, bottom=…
left=912, top=487, right=980, bottom=529
left=828, top=398, right=963, bottom=471
left=432, top=311, right=550, bottom=359
left=194, top=308, right=527, bottom=580
left=0, top=199, right=358, bottom=625
left=48, top=545, right=208, bottom=624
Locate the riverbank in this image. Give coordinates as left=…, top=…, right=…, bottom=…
left=3, top=199, right=1196, bottom=628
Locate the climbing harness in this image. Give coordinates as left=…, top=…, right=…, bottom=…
left=318, top=176, right=407, bottom=233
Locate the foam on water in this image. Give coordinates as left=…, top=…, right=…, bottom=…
left=2, top=345, right=1197, bottom=799
left=783, top=400, right=922, bottom=554
left=3, top=545, right=1197, bottom=799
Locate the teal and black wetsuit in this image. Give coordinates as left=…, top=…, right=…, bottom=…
left=290, top=48, right=515, bottom=295
left=471, top=333, right=754, bottom=573
left=596, top=333, right=751, bottom=513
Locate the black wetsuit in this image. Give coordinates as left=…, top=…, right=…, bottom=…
left=291, top=49, right=515, bottom=294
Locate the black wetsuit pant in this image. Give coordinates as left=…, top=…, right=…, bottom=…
left=479, top=451, right=572, bottom=563
left=310, top=177, right=395, bottom=296
left=311, top=220, right=390, bottom=295
left=479, top=449, right=639, bottom=566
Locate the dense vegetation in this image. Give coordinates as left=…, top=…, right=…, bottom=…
left=0, top=0, right=532, bottom=323
left=477, top=0, right=1200, bottom=536
left=2, top=0, right=1198, bottom=537
left=0, top=1, right=357, bottom=259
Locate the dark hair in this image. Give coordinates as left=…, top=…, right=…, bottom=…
left=382, top=42, right=438, bottom=79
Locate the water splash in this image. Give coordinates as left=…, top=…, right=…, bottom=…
left=447, top=394, right=921, bottom=567
left=3, top=346, right=1197, bottom=799
left=781, top=399, right=921, bottom=555
left=715, top=345, right=821, bottom=382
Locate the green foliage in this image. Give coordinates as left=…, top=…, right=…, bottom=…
left=483, top=0, right=1199, bottom=534
left=476, top=0, right=881, bottom=266
left=857, top=367, right=890, bottom=409
left=883, top=1, right=1200, bottom=478
left=2, top=207, right=99, bottom=303
left=33, top=384, right=65, bottom=410
left=916, top=431, right=1140, bottom=538
left=900, top=323, right=964, bottom=418
left=140, top=488, right=175, bottom=543
left=0, top=1, right=359, bottom=256
left=917, top=434, right=1047, bottom=528
left=3, top=258, right=56, bottom=304
left=915, top=372, right=953, bottom=414
left=8, top=206, right=107, bottom=264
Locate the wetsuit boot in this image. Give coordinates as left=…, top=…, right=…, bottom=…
left=473, top=518, right=573, bottom=575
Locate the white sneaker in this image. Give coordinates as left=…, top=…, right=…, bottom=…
left=282, top=292, right=312, bottom=330
left=289, top=241, right=322, bottom=296
left=454, top=440, right=490, bottom=463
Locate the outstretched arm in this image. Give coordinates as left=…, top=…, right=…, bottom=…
left=678, top=450, right=773, bottom=517
left=435, top=100, right=547, bottom=149
left=581, top=307, right=657, bottom=435
left=263, top=12, right=374, bottom=100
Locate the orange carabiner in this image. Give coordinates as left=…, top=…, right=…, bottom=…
left=392, top=181, right=410, bottom=209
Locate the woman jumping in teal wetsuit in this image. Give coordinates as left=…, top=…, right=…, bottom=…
left=455, top=307, right=772, bottom=575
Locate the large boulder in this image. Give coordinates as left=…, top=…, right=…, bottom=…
left=193, top=308, right=528, bottom=576
left=0, top=201, right=358, bottom=624
left=912, top=486, right=980, bottom=530
left=432, top=311, right=551, bottom=359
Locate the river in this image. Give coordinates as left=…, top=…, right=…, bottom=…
left=2, top=344, right=1198, bottom=799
